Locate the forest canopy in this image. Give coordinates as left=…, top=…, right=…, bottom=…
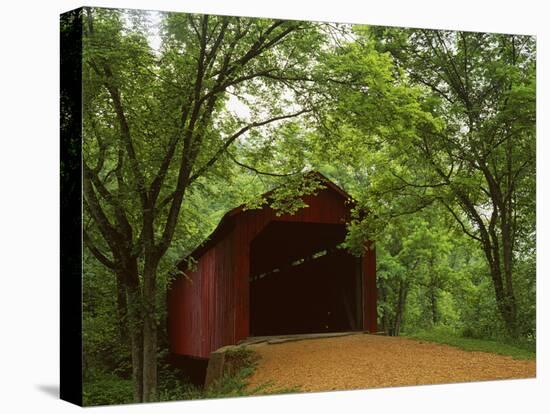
left=68, top=7, right=535, bottom=405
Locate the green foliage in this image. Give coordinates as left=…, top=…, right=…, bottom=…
left=83, top=347, right=286, bottom=405
left=83, top=255, right=132, bottom=378
left=79, top=6, right=535, bottom=402
left=268, top=173, right=326, bottom=216
left=312, top=26, right=535, bottom=339
left=83, top=371, right=134, bottom=406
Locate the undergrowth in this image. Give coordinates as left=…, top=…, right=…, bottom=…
left=84, top=347, right=299, bottom=406
left=406, top=326, right=536, bottom=360
left=201, top=347, right=300, bottom=399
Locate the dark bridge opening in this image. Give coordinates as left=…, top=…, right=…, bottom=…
left=249, top=221, right=362, bottom=336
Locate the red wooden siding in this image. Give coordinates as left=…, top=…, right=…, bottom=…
left=168, top=180, right=377, bottom=359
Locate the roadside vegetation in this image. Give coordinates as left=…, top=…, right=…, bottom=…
left=84, top=348, right=298, bottom=406
left=407, top=327, right=535, bottom=360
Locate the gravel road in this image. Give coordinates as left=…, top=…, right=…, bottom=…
left=246, top=334, right=535, bottom=392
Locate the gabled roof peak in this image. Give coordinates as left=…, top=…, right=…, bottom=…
left=178, top=171, right=352, bottom=266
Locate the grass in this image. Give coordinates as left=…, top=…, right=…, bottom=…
left=406, top=327, right=536, bottom=360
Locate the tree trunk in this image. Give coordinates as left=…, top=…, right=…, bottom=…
left=501, top=213, right=519, bottom=338
left=392, top=280, right=408, bottom=336
left=122, top=259, right=144, bottom=403
left=428, top=258, right=438, bottom=326
left=115, top=269, right=145, bottom=404
left=129, top=313, right=143, bottom=403
left=141, top=257, right=159, bottom=402
left=115, top=253, right=160, bottom=403
left=378, top=282, right=389, bottom=334
left=429, top=281, right=438, bottom=325
left=482, top=240, right=519, bottom=338
left=115, top=272, right=129, bottom=340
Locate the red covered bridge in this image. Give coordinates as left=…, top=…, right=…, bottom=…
left=167, top=173, right=377, bottom=359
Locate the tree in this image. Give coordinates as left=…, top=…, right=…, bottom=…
left=375, top=29, right=535, bottom=338
left=369, top=211, right=454, bottom=336
left=81, top=8, right=325, bottom=401
left=315, top=27, right=536, bottom=338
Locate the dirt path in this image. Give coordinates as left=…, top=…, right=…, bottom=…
left=246, top=334, right=535, bottom=392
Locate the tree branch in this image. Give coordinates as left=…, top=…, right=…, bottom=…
left=226, top=150, right=301, bottom=177
left=83, top=161, right=133, bottom=242
left=390, top=170, right=449, bottom=189
left=188, top=108, right=311, bottom=184
left=441, top=201, right=483, bottom=242
left=83, top=229, right=116, bottom=269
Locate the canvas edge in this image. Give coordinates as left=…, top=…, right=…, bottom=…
left=60, top=6, right=84, bottom=407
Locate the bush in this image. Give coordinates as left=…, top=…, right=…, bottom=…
left=83, top=371, right=134, bottom=406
